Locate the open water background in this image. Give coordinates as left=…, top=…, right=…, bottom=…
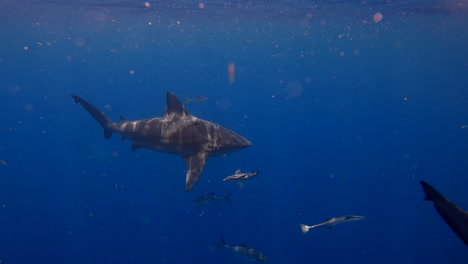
left=0, top=0, right=467, bottom=263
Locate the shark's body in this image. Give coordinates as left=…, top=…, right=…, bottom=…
left=420, top=180, right=468, bottom=246
left=300, top=215, right=365, bottom=234
left=193, top=192, right=232, bottom=206
left=71, top=92, right=252, bottom=191
left=218, top=234, right=268, bottom=262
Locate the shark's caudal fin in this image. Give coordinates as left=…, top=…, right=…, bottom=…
left=217, top=233, right=227, bottom=247
left=420, top=180, right=445, bottom=202
left=300, top=223, right=310, bottom=234
left=183, top=152, right=208, bottom=191
left=71, top=95, right=114, bottom=138
left=225, top=192, right=233, bottom=204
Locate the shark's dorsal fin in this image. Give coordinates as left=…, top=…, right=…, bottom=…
left=165, top=92, right=192, bottom=118
left=183, top=152, right=209, bottom=191
left=235, top=169, right=241, bottom=174
left=120, top=115, right=127, bottom=122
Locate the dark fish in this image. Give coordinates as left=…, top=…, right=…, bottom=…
left=193, top=192, right=232, bottom=206
left=218, top=234, right=268, bottom=262
left=71, top=92, right=252, bottom=191
left=223, top=169, right=259, bottom=182
left=184, top=96, right=208, bottom=104
left=300, top=215, right=365, bottom=234
left=420, top=180, right=468, bottom=246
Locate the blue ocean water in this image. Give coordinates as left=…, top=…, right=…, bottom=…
left=1, top=0, right=468, bottom=263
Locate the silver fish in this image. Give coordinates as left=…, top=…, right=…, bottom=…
left=184, top=95, right=208, bottom=104
left=218, top=234, right=268, bottom=262
left=300, top=215, right=365, bottom=234
left=193, top=192, right=232, bottom=206
left=223, top=169, right=259, bottom=182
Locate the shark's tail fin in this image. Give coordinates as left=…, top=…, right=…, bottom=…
left=183, top=96, right=191, bottom=104
left=300, top=223, right=311, bottom=234
left=420, top=180, right=445, bottom=202
left=71, top=95, right=114, bottom=139
left=217, top=233, right=227, bottom=247
left=225, top=192, right=233, bottom=204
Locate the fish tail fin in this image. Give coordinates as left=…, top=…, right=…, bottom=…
left=217, top=233, right=226, bottom=247
left=183, top=96, right=191, bottom=104
left=225, top=192, right=233, bottom=204
left=71, top=95, right=114, bottom=139
left=420, top=180, right=444, bottom=202
left=300, top=223, right=310, bottom=234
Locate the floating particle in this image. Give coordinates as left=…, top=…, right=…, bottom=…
left=129, top=70, right=135, bottom=75
left=198, top=3, right=205, bottom=9
left=144, top=2, right=150, bottom=8
left=24, top=104, right=35, bottom=111
left=286, top=81, right=303, bottom=98
left=24, top=46, right=29, bottom=50
left=373, top=12, right=383, bottom=23
left=0, top=160, right=7, bottom=166
left=228, top=62, right=235, bottom=83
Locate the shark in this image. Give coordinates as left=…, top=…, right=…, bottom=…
left=193, top=192, right=232, bottom=206
left=71, top=92, right=252, bottom=191
left=218, top=234, right=268, bottom=262
left=420, top=180, right=468, bottom=246
left=300, top=215, right=365, bottom=234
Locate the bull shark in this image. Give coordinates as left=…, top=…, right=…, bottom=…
left=420, top=180, right=468, bottom=246
left=71, top=92, right=252, bottom=191
left=300, top=215, right=365, bottom=234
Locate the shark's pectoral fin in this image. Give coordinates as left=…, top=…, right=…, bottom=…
left=132, top=143, right=141, bottom=152
left=183, top=152, right=208, bottom=192
left=236, top=181, right=244, bottom=189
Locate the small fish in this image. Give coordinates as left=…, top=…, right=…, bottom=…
left=184, top=96, right=208, bottom=104
left=300, top=215, right=365, bottom=234
left=218, top=234, right=268, bottom=262
left=223, top=169, right=259, bottom=182
left=193, top=192, right=232, bottom=206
